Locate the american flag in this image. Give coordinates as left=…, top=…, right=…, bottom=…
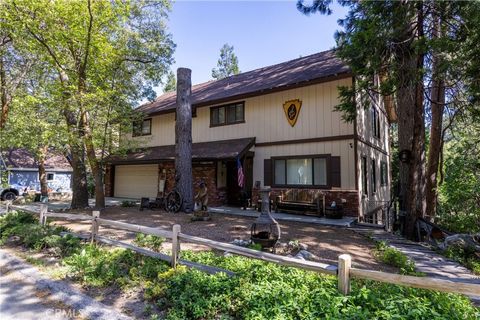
left=237, top=157, right=245, bottom=188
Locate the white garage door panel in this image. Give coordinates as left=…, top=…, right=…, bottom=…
left=114, top=165, right=158, bottom=198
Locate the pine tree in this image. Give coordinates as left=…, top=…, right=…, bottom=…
left=211, top=44, right=240, bottom=80
left=163, top=71, right=176, bottom=93
left=297, top=0, right=480, bottom=238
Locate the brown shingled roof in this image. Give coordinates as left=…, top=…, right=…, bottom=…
left=137, top=49, right=350, bottom=116
left=109, top=137, right=255, bottom=164
left=1, top=148, right=71, bottom=170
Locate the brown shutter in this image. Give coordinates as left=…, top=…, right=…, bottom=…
left=331, top=156, right=341, bottom=188
left=264, top=159, right=272, bottom=186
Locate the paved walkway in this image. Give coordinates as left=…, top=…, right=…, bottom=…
left=209, top=206, right=357, bottom=227
left=351, top=225, right=480, bottom=304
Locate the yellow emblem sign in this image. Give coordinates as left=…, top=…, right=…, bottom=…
left=283, top=99, right=302, bottom=127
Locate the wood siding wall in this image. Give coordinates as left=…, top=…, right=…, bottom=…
left=355, top=87, right=391, bottom=217
left=128, top=78, right=354, bottom=146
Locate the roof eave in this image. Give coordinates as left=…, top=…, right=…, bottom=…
left=143, top=71, right=353, bottom=117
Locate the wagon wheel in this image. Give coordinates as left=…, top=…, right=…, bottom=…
left=166, top=190, right=183, bottom=213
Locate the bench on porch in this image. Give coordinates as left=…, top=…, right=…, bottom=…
left=274, top=189, right=325, bottom=215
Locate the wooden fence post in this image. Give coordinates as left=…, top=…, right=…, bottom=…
left=172, top=224, right=181, bottom=268
left=6, top=200, right=12, bottom=213
left=338, top=254, right=351, bottom=295
left=91, top=211, right=100, bottom=243
left=39, top=204, right=48, bottom=225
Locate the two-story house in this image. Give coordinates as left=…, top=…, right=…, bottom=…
left=105, top=50, right=390, bottom=219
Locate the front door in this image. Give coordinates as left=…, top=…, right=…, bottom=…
left=225, top=157, right=253, bottom=206
left=226, top=161, right=241, bottom=205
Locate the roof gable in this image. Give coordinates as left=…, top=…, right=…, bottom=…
left=137, top=49, right=350, bottom=116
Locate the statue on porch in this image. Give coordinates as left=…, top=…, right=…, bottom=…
left=192, top=180, right=210, bottom=221
left=194, top=180, right=208, bottom=211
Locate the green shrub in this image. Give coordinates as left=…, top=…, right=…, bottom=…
left=43, top=234, right=81, bottom=257
left=0, top=211, right=38, bottom=238
left=247, top=243, right=262, bottom=251
left=443, top=244, right=480, bottom=275
left=373, top=241, right=418, bottom=275
left=64, top=245, right=169, bottom=287
left=0, top=211, right=77, bottom=254
left=121, top=200, right=137, bottom=207
left=158, top=251, right=478, bottom=320
left=134, top=233, right=165, bottom=252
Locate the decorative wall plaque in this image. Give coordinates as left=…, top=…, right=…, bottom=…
left=283, top=99, right=302, bottom=127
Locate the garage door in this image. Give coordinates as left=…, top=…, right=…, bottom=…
left=114, top=164, right=158, bottom=198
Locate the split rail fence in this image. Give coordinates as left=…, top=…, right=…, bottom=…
left=2, top=202, right=479, bottom=297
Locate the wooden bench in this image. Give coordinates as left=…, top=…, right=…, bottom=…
left=274, top=189, right=325, bottom=215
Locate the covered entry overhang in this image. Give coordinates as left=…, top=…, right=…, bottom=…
left=109, top=137, right=255, bottom=164
left=107, top=137, right=255, bottom=200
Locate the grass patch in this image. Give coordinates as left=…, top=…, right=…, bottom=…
left=1, top=211, right=478, bottom=319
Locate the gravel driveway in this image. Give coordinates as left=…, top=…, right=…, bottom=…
left=51, top=206, right=397, bottom=272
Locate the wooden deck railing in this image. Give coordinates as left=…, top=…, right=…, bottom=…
left=2, top=202, right=479, bottom=297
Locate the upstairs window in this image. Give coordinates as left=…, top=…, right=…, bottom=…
left=371, top=159, right=377, bottom=194
left=210, top=102, right=244, bottom=127
left=47, top=173, right=55, bottom=181
left=132, top=118, right=152, bottom=137
left=380, top=161, right=388, bottom=186
left=361, top=156, right=368, bottom=195
left=371, top=107, right=381, bottom=139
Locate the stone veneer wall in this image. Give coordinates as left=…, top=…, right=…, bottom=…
left=158, top=161, right=226, bottom=207
left=251, top=188, right=360, bottom=217
left=104, top=162, right=226, bottom=206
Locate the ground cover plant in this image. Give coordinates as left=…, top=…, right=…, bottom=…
left=1, top=211, right=478, bottom=319
left=372, top=241, right=419, bottom=276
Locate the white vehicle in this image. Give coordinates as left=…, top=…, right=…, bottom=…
left=0, top=185, right=28, bottom=201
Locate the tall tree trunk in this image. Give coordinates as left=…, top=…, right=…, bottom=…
left=83, top=111, right=105, bottom=209
left=68, top=143, right=90, bottom=209
left=395, top=1, right=427, bottom=239
left=175, top=68, right=193, bottom=213
left=0, top=53, right=9, bottom=130
left=38, top=146, right=48, bottom=197
left=425, top=3, right=445, bottom=218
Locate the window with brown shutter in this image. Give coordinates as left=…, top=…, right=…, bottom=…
left=264, top=159, right=272, bottom=186
left=331, top=156, right=341, bottom=188
left=270, top=154, right=333, bottom=188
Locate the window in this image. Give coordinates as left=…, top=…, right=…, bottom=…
left=361, top=156, right=368, bottom=195
left=132, top=118, right=152, bottom=137
left=380, top=161, right=388, bottom=186
left=371, top=107, right=380, bottom=138
left=210, top=102, right=244, bottom=127
left=46, top=173, right=55, bottom=181
left=273, top=155, right=329, bottom=187
left=371, top=159, right=377, bottom=194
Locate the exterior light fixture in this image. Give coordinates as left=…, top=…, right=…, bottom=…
left=399, top=149, right=411, bottom=163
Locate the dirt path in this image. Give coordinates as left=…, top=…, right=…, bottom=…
left=51, top=207, right=398, bottom=272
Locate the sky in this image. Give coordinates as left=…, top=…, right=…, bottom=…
left=159, top=0, right=348, bottom=93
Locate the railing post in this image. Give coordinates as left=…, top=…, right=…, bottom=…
left=171, top=224, right=181, bottom=268
left=338, top=254, right=351, bottom=295
left=39, top=204, right=48, bottom=225
left=91, top=211, right=100, bottom=244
